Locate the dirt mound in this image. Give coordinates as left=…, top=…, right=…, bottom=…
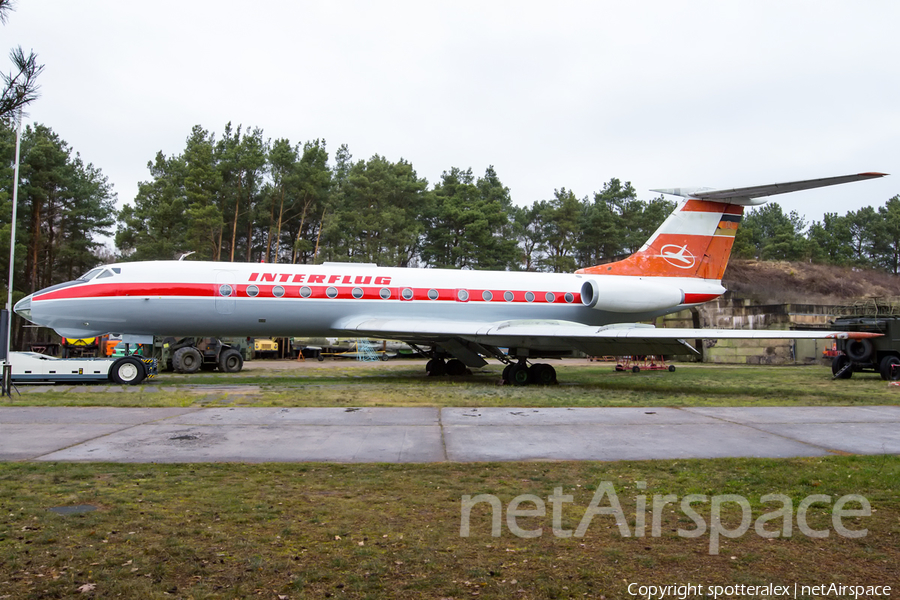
left=723, top=260, right=900, bottom=305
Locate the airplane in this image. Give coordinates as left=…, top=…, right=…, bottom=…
left=13, top=172, right=886, bottom=385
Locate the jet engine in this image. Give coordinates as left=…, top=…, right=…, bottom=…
left=580, top=278, right=684, bottom=313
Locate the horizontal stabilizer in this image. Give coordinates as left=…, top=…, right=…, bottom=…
left=652, top=172, right=887, bottom=206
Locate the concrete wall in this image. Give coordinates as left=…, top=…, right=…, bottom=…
left=661, top=294, right=837, bottom=365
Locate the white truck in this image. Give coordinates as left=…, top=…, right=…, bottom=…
left=7, top=351, right=158, bottom=385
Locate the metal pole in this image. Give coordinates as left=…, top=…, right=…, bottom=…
left=5, top=111, right=23, bottom=363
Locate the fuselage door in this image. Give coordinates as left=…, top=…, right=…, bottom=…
left=215, top=271, right=237, bottom=315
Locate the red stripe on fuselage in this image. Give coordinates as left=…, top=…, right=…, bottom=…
left=35, top=282, right=214, bottom=301
left=34, top=282, right=584, bottom=305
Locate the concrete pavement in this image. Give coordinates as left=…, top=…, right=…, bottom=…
left=1, top=405, right=898, bottom=463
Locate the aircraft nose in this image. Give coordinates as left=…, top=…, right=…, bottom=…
left=14, top=294, right=33, bottom=322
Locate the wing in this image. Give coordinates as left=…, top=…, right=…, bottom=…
left=336, top=318, right=878, bottom=364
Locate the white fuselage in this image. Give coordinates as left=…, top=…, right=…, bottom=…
left=17, top=260, right=725, bottom=341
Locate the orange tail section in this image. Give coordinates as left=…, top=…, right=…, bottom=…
left=576, top=199, right=743, bottom=280
left=576, top=172, right=887, bottom=281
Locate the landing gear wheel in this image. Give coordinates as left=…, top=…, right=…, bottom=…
left=529, top=363, right=557, bottom=385
left=510, top=363, right=530, bottom=386
left=425, top=358, right=446, bottom=376
left=173, top=347, right=203, bottom=374
left=218, top=348, right=243, bottom=373
left=831, top=354, right=853, bottom=379
left=110, top=356, right=145, bottom=385
left=879, top=355, right=900, bottom=381
left=501, top=364, right=513, bottom=384
left=446, top=359, right=467, bottom=376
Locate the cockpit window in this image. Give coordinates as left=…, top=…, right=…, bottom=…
left=77, top=268, right=104, bottom=281
left=96, top=269, right=114, bottom=279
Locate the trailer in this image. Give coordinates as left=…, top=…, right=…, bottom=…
left=8, top=351, right=158, bottom=385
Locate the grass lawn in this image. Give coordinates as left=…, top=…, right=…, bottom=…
left=1, top=457, right=897, bottom=599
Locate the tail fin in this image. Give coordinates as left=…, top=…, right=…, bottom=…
left=575, top=172, right=887, bottom=281
left=576, top=199, right=742, bottom=280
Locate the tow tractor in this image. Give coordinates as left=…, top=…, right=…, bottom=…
left=8, top=351, right=158, bottom=385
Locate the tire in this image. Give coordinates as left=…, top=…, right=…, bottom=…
left=317, top=353, right=325, bottom=361
left=426, top=358, right=446, bottom=376
left=380, top=353, right=390, bottom=362
left=172, top=347, right=203, bottom=374
left=831, top=354, right=853, bottom=379
left=632, top=365, right=641, bottom=373
left=110, top=356, right=145, bottom=385
left=510, top=363, right=530, bottom=386
left=502, top=364, right=513, bottom=383
left=845, top=339, right=874, bottom=362
left=879, top=355, right=900, bottom=381
left=668, top=365, right=676, bottom=372
left=218, top=348, right=243, bottom=373
left=529, top=363, right=557, bottom=385
left=445, top=359, right=467, bottom=376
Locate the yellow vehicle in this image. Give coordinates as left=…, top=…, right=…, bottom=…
left=253, top=338, right=279, bottom=358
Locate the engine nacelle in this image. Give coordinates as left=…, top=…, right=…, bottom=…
left=580, top=278, right=684, bottom=313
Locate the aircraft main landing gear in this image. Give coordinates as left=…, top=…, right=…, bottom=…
left=425, top=357, right=470, bottom=377
left=501, top=359, right=557, bottom=386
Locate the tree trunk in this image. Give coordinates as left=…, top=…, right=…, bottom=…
left=230, top=187, right=241, bottom=262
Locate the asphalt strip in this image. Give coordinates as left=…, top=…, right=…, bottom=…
left=0, top=406, right=898, bottom=463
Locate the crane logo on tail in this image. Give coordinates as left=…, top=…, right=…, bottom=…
left=660, top=244, right=696, bottom=269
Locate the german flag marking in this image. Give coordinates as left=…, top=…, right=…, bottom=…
left=715, top=215, right=741, bottom=237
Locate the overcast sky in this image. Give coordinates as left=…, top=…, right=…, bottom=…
left=5, top=1, right=899, bottom=230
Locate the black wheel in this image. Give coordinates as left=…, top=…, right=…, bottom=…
left=445, top=359, right=467, bottom=376
left=110, top=356, right=145, bottom=385
left=510, top=363, right=530, bottom=386
left=426, top=358, right=446, bottom=376
left=831, top=354, right=853, bottom=379
left=173, top=347, right=203, bottom=374
left=380, top=352, right=390, bottom=361
left=317, top=353, right=324, bottom=361
left=668, top=365, right=676, bottom=372
left=218, top=348, right=243, bottom=373
left=529, top=363, right=557, bottom=385
left=502, top=364, right=513, bottom=383
left=879, top=355, right=900, bottom=381
left=845, top=339, right=874, bottom=362
left=632, top=365, right=641, bottom=373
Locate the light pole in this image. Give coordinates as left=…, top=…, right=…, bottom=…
left=3, top=109, right=22, bottom=393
